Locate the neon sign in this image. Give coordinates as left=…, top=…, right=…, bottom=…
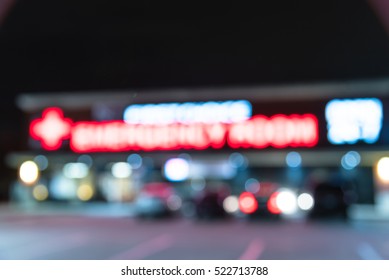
left=30, top=107, right=72, bottom=150
left=325, top=98, right=383, bottom=144
left=30, top=107, right=319, bottom=153
left=123, top=100, right=252, bottom=124
left=228, top=114, right=318, bottom=149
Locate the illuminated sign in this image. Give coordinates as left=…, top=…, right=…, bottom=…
left=123, top=100, right=252, bottom=124
left=30, top=107, right=319, bottom=153
left=325, top=98, right=383, bottom=144
left=228, top=114, right=318, bottom=149
left=30, top=107, right=72, bottom=150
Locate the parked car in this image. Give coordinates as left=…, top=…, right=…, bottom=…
left=308, top=181, right=349, bottom=220
left=190, top=181, right=231, bottom=219
left=134, top=182, right=181, bottom=218
left=238, top=182, right=282, bottom=220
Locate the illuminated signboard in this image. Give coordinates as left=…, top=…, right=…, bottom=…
left=325, top=98, right=383, bottom=144
left=228, top=114, right=318, bottom=149
left=123, top=100, right=252, bottom=124
left=30, top=107, right=319, bottom=153
left=29, top=107, right=72, bottom=150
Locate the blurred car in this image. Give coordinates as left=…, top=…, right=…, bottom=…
left=237, top=182, right=316, bottom=221
left=134, top=182, right=181, bottom=218
left=238, top=182, right=282, bottom=220
left=185, top=181, right=231, bottom=220
left=308, top=181, right=350, bottom=220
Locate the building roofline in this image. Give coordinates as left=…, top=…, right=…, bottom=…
left=16, top=78, right=389, bottom=112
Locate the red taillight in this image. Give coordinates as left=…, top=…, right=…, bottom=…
left=239, top=192, right=258, bottom=214
left=267, top=192, right=281, bottom=214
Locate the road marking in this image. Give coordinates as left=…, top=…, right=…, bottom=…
left=239, top=238, right=265, bottom=260
left=111, top=234, right=173, bottom=260
left=357, top=242, right=382, bottom=260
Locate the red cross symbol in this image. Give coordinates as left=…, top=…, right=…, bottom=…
left=29, top=107, right=73, bottom=150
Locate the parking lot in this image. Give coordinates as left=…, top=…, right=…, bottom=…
left=1, top=204, right=388, bottom=260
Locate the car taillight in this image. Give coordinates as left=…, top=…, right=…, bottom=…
left=239, top=192, right=258, bottom=214
left=267, top=191, right=282, bottom=214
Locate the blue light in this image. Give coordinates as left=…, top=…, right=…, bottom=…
left=341, top=151, right=361, bottom=170
left=325, top=98, right=383, bottom=145
left=228, top=152, right=248, bottom=169
left=245, top=178, right=260, bottom=193
left=286, top=151, right=302, bottom=168
left=77, top=154, right=93, bottom=168
left=123, top=100, right=252, bottom=125
left=34, top=155, right=48, bottom=171
left=127, top=153, right=142, bottom=169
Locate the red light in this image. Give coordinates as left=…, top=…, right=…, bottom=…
left=69, top=122, right=224, bottom=153
left=228, top=114, right=318, bottom=149
left=30, top=108, right=319, bottom=153
left=267, top=192, right=281, bottom=214
left=239, top=192, right=258, bottom=214
left=29, top=107, right=72, bottom=150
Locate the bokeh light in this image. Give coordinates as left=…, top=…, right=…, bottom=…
left=239, top=192, right=258, bottom=214
left=286, top=151, right=302, bottom=168
left=111, top=162, right=132, bottom=178
left=164, top=158, right=189, bottom=181
left=297, top=193, right=315, bottom=211
left=223, top=195, right=239, bottom=214
left=377, top=157, right=389, bottom=183
left=19, top=161, right=39, bottom=185
left=32, top=184, right=49, bottom=201
left=63, top=162, right=89, bottom=179
left=341, top=151, right=361, bottom=170
left=275, top=189, right=298, bottom=215
left=34, top=155, right=48, bottom=171
left=77, top=184, right=94, bottom=201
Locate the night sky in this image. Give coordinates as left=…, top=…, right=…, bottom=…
left=0, top=0, right=389, bottom=190
left=1, top=0, right=389, bottom=94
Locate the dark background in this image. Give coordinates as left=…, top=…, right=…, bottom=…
left=2, top=1, right=389, bottom=94
left=1, top=0, right=389, bottom=199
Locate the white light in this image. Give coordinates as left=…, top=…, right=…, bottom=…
left=377, top=157, right=389, bottom=183
left=341, top=151, right=361, bottom=170
left=63, top=163, right=89, bottom=179
left=229, top=100, right=252, bottom=122
left=164, top=158, right=189, bottom=181
left=276, top=189, right=298, bottom=215
left=123, top=100, right=252, bottom=125
left=286, top=151, right=302, bottom=168
left=50, top=173, right=77, bottom=199
left=19, top=161, right=39, bottom=185
left=297, top=193, right=315, bottom=211
left=223, top=195, right=240, bottom=213
left=111, top=162, right=132, bottom=178
left=325, top=98, right=383, bottom=144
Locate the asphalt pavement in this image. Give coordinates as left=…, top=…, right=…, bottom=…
left=1, top=203, right=389, bottom=260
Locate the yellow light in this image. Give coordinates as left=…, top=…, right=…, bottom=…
left=19, top=161, right=39, bottom=185
left=77, top=184, right=94, bottom=201
left=32, top=184, right=49, bottom=201
left=377, top=157, right=389, bottom=183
